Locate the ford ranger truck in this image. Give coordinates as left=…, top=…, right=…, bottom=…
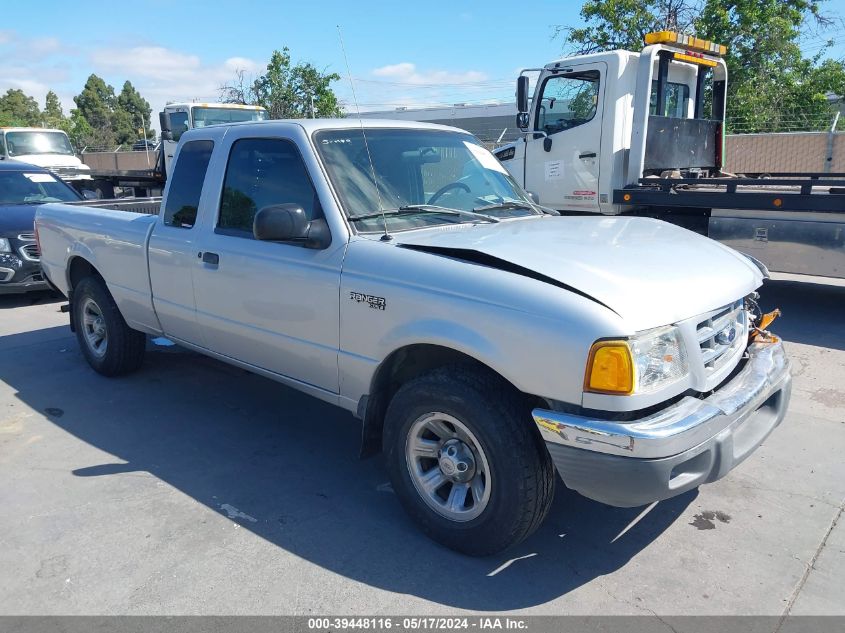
left=35, top=119, right=792, bottom=556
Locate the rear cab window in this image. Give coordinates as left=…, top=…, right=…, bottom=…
left=163, top=140, right=214, bottom=228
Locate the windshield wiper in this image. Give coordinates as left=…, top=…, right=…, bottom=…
left=351, top=204, right=499, bottom=223
left=472, top=200, right=537, bottom=213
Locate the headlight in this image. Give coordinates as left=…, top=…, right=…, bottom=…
left=585, top=326, right=689, bottom=395
left=0, top=238, right=11, bottom=253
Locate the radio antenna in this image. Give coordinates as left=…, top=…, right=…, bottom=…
left=337, top=25, right=391, bottom=241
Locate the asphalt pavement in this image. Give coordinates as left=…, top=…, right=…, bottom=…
left=1, top=277, right=843, bottom=615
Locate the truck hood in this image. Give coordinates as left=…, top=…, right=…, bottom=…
left=396, top=216, right=762, bottom=331
left=11, top=155, right=88, bottom=169
left=0, top=204, right=38, bottom=235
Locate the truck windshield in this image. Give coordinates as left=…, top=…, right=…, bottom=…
left=0, top=170, right=81, bottom=204
left=191, top=107, right=269, bottom=127
left=5, top=131, right=74, bottom=156
left=314, top=128, right=540, bottom=232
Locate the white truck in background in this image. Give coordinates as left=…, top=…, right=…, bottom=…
left=81, top=102, right=269, bottom=198
left=495, top=30, right=845, bottom=279
left=0, top=127, right=92, bottom=183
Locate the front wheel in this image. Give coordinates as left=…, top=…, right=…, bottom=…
left=72, top=276, right=146, bottom=376
left=383, top=366, right=555, bottom=556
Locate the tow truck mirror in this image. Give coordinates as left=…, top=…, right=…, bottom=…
left=254, top=204, right=331, bottom=249
left=516, top=76, right=530, bottom=116
left=159, top=111, right=174, bottom=142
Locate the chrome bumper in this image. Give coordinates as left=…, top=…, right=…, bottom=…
left=533, top=342, right=791, bottom=460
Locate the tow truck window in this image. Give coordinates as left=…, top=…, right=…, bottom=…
left=163, top=140, right=214, bottom=229
left=217, top=138, right=321, bottom=237
left=535, top=71, right=600, bottom=135
left=192, top=107, right=269, bottom=127
left=650, top=81, right=691, bottom=118
left=169, top=112, right=190, bottom=142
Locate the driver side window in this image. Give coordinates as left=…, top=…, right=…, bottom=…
left=535, top=71, right=600, bottom=135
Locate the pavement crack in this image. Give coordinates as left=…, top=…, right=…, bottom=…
left=777, top=496, right=845, bottom=628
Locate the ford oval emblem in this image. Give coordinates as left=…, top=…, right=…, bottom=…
left=715, top=326, right=737, bottom=346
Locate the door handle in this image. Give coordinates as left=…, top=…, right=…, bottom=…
left=579, top=152, right=597, bottom=159
left=201, top=252, right=220, bottom=266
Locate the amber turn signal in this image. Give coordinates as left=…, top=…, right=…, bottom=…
left=585, top=341, right=634, bottom=395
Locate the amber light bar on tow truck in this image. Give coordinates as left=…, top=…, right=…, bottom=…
left=644, top=31, right=727, bottom=56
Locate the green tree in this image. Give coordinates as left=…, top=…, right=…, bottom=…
left=43, top=90, right=64, bottom=126
left=220, top=47, right=343, bottom=118
left=558, top=0, right=845, bottom=132
left=74, top=74, right=117, bottom=146
left=57, top=110, right=94, bottom=149
left=114, top=80, right=153, bottom=144
left=557, top=0, right=700, bottom=54
left=0, top=88, right=41, bottom=126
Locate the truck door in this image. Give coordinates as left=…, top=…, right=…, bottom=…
left=190, top=132, right=342, bottom=394
left=524, top=62, right=606, bottom=211
left=162, top=106, right=190, bottom=177
left=148, top=138, right=215, bottom=346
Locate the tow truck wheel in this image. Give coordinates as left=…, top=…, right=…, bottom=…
left=72, top=276, right=146, bottom=376
left=383, top=365, right=555, bottom=556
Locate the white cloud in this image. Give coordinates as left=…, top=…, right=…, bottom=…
left=371, top=62, right=487, bottom=86
left=29, top=37, right=62, bottom=57
left=347, top=62, right=508, bottom=113
left=87, top=45, right=264, bottom=128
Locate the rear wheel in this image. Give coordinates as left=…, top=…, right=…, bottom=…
left=72, top=276, right=146, bottom=376
left=383, top=365, right=555, bottom=556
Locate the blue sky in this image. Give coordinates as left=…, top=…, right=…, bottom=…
left=2, top=0, right=844, bottom=127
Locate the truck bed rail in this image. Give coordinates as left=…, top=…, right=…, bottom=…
left=66, top=198, right=161, bottom=216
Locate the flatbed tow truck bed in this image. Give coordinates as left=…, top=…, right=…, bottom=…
left=615, top=172, right=845, bottom=213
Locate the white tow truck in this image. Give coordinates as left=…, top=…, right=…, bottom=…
left=81, top=102, right=269, bottom=198
left=495, top=30, right=845, bottom=279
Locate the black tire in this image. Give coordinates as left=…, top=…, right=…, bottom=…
left=383, top=365, right=555, bottom=556
left=72, top=276, right=146, bottom=376
left=92, top=180, right=115, bottom=200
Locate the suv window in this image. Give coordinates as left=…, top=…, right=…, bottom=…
left=535, top=71, right=600, bottom=135
left=217, top=138, right=321, bottom=237
left=169, top=111, right=190, bottom=141
left=163, top=140, right=214, bottom=228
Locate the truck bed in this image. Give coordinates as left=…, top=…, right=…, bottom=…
left=36, top=202, right=161, bottom=333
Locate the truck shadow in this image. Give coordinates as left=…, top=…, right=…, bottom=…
left=758, top=278, right=845, bottom=351
left=0, top=290, right=62, bottom=310
left=3, top=325, right=695, bottom=611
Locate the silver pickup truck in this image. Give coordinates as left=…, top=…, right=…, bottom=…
left=35, top=119, right=791, bottom=555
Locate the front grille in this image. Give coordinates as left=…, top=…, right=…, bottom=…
left=19, top=244, right=40, bottom=260
left=695, top=301, right=746, bottom=372
left=18, top=232, right=35, bottom=241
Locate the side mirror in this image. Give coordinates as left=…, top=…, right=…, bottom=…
left=81, top=189, right=98, bottom=200
left=516, top=76, right=530, bottom=115
left=159, top=111, right=174, bottom=142
left=526, top=191, right=540, bottom=205
left=253, top=204, right=331, bottom=249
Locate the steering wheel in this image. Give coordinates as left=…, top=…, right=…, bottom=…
left=428, top=181, right=470, bottom=205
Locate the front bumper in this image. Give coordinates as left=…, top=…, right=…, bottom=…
left=0, top=254, right=48, bottom=295
left=533, top=342, right=791, bottom=507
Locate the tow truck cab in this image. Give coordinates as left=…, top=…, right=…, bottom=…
left=497, top=31, right=728, bottom=215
